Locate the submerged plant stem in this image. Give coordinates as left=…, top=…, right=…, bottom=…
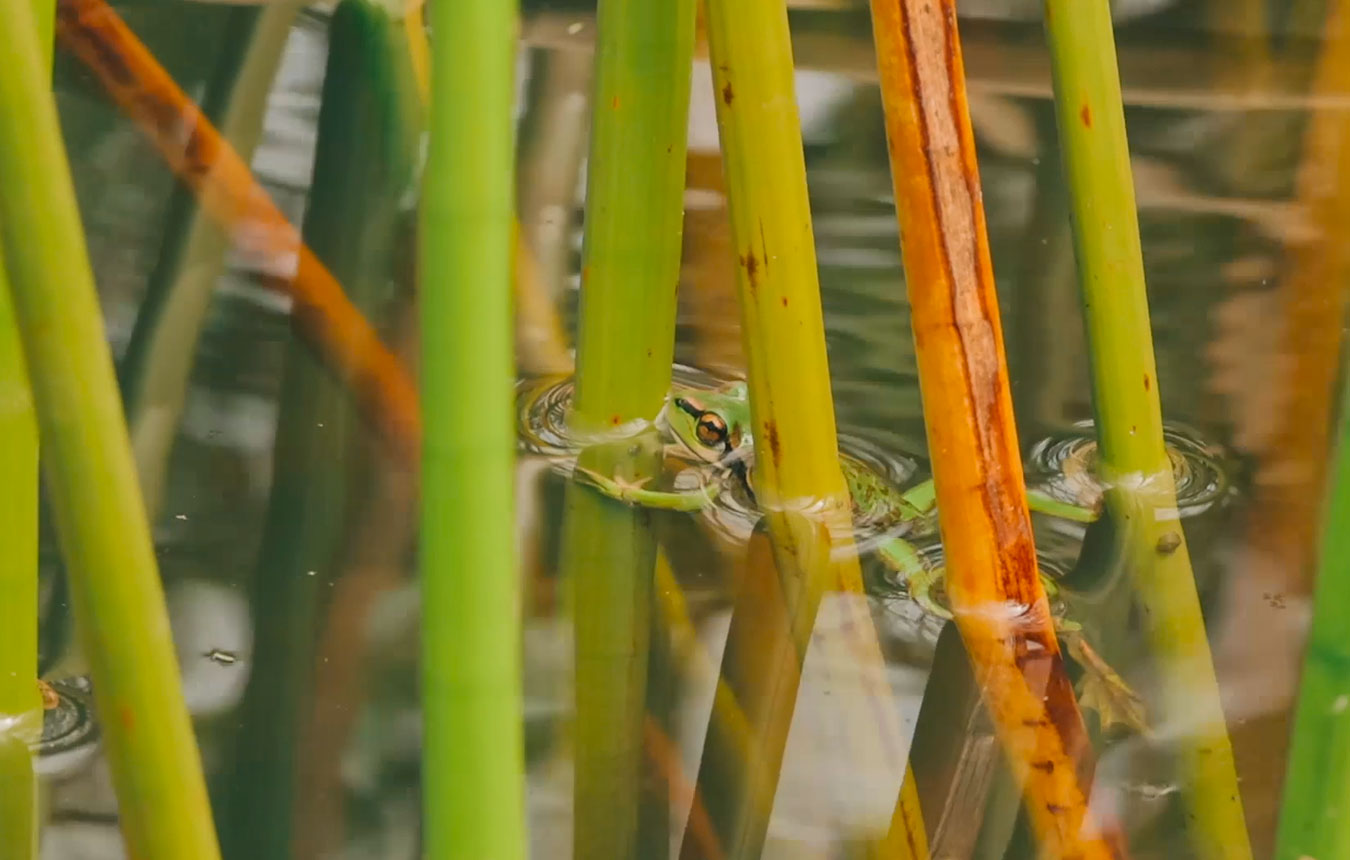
left=867, top=0, right=1114, bottom=856
left=1042, top=1, right=1252, bottom=857
left=0, top=0, right=219, bottom=854
left=420, top=0, right=524, bottom=854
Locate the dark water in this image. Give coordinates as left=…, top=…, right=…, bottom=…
left=37, top=1, right=1339, bottom=857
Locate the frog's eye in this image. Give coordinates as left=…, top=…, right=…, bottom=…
left=696, top=414, right=728, bottom=446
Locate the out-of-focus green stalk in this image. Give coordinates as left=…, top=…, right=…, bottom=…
left=563, top=0, right=694, bottom=856
left=30, top=0, right=51, bottom=59
left=0, top=275, right=39, bottom=860
left=1043, top=2, right=1252, bottom=857
left=1275, top=377, right=1350, bottom=856
left=219, top=3, right=419, bottom=858
left=419, top=0, right=524, bottom=854
left=0, top=736, right=35, bottom=860
left=0, top=0, right=219, bottom=856
left=118, top=2, right=299, bottom=521
left=0, top=0, right=48, bottom=738
left=1268, top=9, right=1350, bottom=854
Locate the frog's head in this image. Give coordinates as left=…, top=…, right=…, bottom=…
left=665, top=381, right=752, bottom=464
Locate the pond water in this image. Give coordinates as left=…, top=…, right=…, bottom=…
left=35, top=1, right=1342, bottom=857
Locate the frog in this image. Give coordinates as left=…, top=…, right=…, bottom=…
left=575, top=379, right=1146, bottom=733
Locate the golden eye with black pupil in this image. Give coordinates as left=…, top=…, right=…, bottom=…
left=696, top=414, right=728, bottom=446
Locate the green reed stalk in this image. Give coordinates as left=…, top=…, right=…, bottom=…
left=568, top=0, right=693, bottom=425
left=563, top=0, right=694, bottom=857
left=1274, top=373, right=1350, bottom=857
left=0, top=736, right=35, bottom=860
left=688, top=1, right=926, bottom=856
left=219, top=4, right=419, bottom=858
left=0, top=282, right=39, bottom=857
left=118, top=2, right=299, bottom=521
left=420, top=0, right=524, bottom=854
left=0, top=0, right=50, bottom=737
left=29, top=0, right=51, bottom=56
left=0, top=5, right=51, bottom=858
left=1043, top=2, right=1252, bottom=857
left=0, top=0, right=218, bottom=856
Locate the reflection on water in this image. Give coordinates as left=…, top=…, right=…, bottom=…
left=1025, top=420, right=1237, bottom=518
left=37, top=0, right=1341, bottom=857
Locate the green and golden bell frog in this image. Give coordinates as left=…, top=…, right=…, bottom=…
left=575, top=380, right=1145, bottom=731
left=578, top=380, right=1099, bottom=609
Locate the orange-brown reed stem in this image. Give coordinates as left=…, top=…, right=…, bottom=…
left=55, top=0, right=420, bottom=465
left=866, top=1, right=1117, bottom=857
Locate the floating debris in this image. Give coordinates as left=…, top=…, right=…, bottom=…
left=1156, top=531, right=1183, bottom=555
left=203, top=649, right=239, bottom=666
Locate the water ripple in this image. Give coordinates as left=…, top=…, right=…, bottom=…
left=1025, top=420, right=1234, bottom=518
left=517, top=368, right=922, bottom=546
left=866, top=539, right=1076, bottom=623
left=35, top=676, right=100, bottom=778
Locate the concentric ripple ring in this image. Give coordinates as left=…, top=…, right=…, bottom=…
left=1025, top=420, right=1233, bottom=519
